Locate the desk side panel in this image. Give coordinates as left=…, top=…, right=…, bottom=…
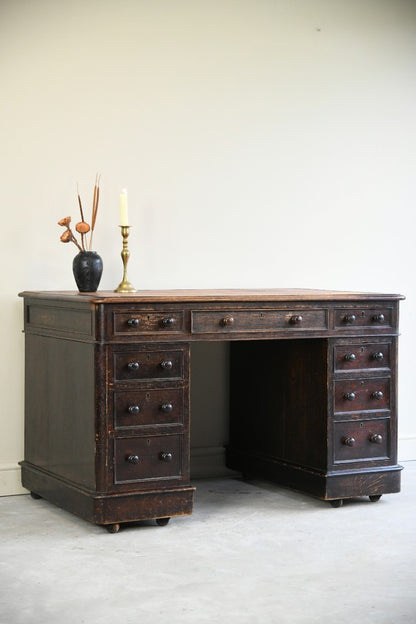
left=23, top=333, right=96, bottom=490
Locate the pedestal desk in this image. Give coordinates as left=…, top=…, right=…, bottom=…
left=19, top=289, right=404, bottom=532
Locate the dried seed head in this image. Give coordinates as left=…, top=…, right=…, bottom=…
left=58, top=216, right=71, bottom=227
left=60, top=230, right=72, bottom=243
left=75, top=221, right=90, bottom=234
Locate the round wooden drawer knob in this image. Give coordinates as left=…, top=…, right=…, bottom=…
left=161, top=317, right=175, bottom=328
left=126, top=454, right=140, bottom=464
left=127, top=361, right=140, bottom=371
left=160, top=360, right=173, bottom=370
left=369, top=433, right=383, bottom=444
left=344, top=392, right=356, bottom=401
left=344, top=314, right=356, bottom=324
left=161, top=402, right=173, bottom=413
left=371, top=391, right=384, bottom=400
left=344, top=353, right=356, bottom=362
left=372, top=314, right=385, bottom=323
left=160, top=452, right=173, bottom=462
left=220, top=316, right=235, bottom=327
left=342, top=436, right=356, bottom=447
left=127, top=318, right=140, bottom=327
left=128, top=405, right=141, bottom=415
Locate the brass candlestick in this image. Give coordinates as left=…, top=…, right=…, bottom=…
left=114, top=225, right=137, bottom=293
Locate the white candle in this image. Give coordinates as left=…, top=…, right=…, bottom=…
left=120, top=189, right=129, bottom=226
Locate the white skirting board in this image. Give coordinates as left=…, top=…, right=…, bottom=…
left=398, top=437, right=416, bottom=462
left=190, top=446, right=239, bottom=479
left=1, top=438, right=415, bottom=496
left=0, top=465, right=28, bottom=496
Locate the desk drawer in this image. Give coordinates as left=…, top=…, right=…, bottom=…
left=191, top=308, right=327, bottom=334
left=334, top=378, right=390, bottom=413
left=114, top=388, right=184, bottom=429
left=114, top=434, right=183, bottom=483
left=112, top=310, right=184, bottom=336
left=334, top=342, right=391, bottom=372
left=334, top=308, right=393, bottom=330
left=113, top=348, right=184, bottom=382
left=333, top=419, right=389, bottom=463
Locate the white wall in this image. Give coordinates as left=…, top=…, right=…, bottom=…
left=1, top=0, right=415, bottom=494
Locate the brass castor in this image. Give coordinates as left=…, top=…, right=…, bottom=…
left=30, top=492, right=42, bottom=500
left=329, top=499, right=343, bottom=508
left=369, top=495, right=382, bottom=502
left=156, top=517, right=170, bottom=526
left=106, top=523, right=120, bottom=533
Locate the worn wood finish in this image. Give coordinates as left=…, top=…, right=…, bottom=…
left=333, top=339, right=392, bottom=373
left=113, top=388, right=184, bottom=429
left=19, top=289, right=404, bottom=529
left=191, top=308, right=328, bottom=334
left=20, top=288, right=404, bottom=303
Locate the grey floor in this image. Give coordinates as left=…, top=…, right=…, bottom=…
left=1, top=463, right=415, bottom=624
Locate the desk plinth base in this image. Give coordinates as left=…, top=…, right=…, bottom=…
left=226, top=449, right=402, bottom=502
left=20, top=462, right=195, bottom=528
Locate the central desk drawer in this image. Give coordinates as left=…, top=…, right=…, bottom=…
left=114, top=435, right=183, bottom=483
left=191, top=308, right=327, bottom=334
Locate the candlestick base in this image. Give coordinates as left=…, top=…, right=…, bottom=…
left=115, top=279, right=137, bottom=293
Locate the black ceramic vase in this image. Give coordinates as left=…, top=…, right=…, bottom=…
left=72, top=251, right=103, bottom=292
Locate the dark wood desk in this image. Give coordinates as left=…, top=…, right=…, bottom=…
left=19, top=289, right=404, bottom=532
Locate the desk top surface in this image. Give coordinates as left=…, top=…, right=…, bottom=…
left=19, top=288, right=405, bottom=303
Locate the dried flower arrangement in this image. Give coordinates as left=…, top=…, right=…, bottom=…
left=58, top=174, right=100, bottom=252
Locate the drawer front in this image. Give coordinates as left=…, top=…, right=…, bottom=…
left=334, top=308, right=392, bottom=330
left=113, top=349, right=184, bottom=382
left=114, top=435, right=183, bottom=483
left=114, top=388, right=184, bottom=429
left=112, top=310, right=184, bottom=336
left=334, top=378, right=390, bottom=412
left=191, top=308, right=327, bottom=334
left=333, top=419, right=389, bottom=463
left=334, top=342, right=391, bottom=372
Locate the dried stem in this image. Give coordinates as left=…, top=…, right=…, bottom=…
left=77, top=185, right=85, bottom=222
left=59, top=177, right=100, bottom=254
left=89, top=173, right=100, bottom=251
left=77, top=185, right=87, bottom=251
left=70, top=229, right=83, bottom=252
